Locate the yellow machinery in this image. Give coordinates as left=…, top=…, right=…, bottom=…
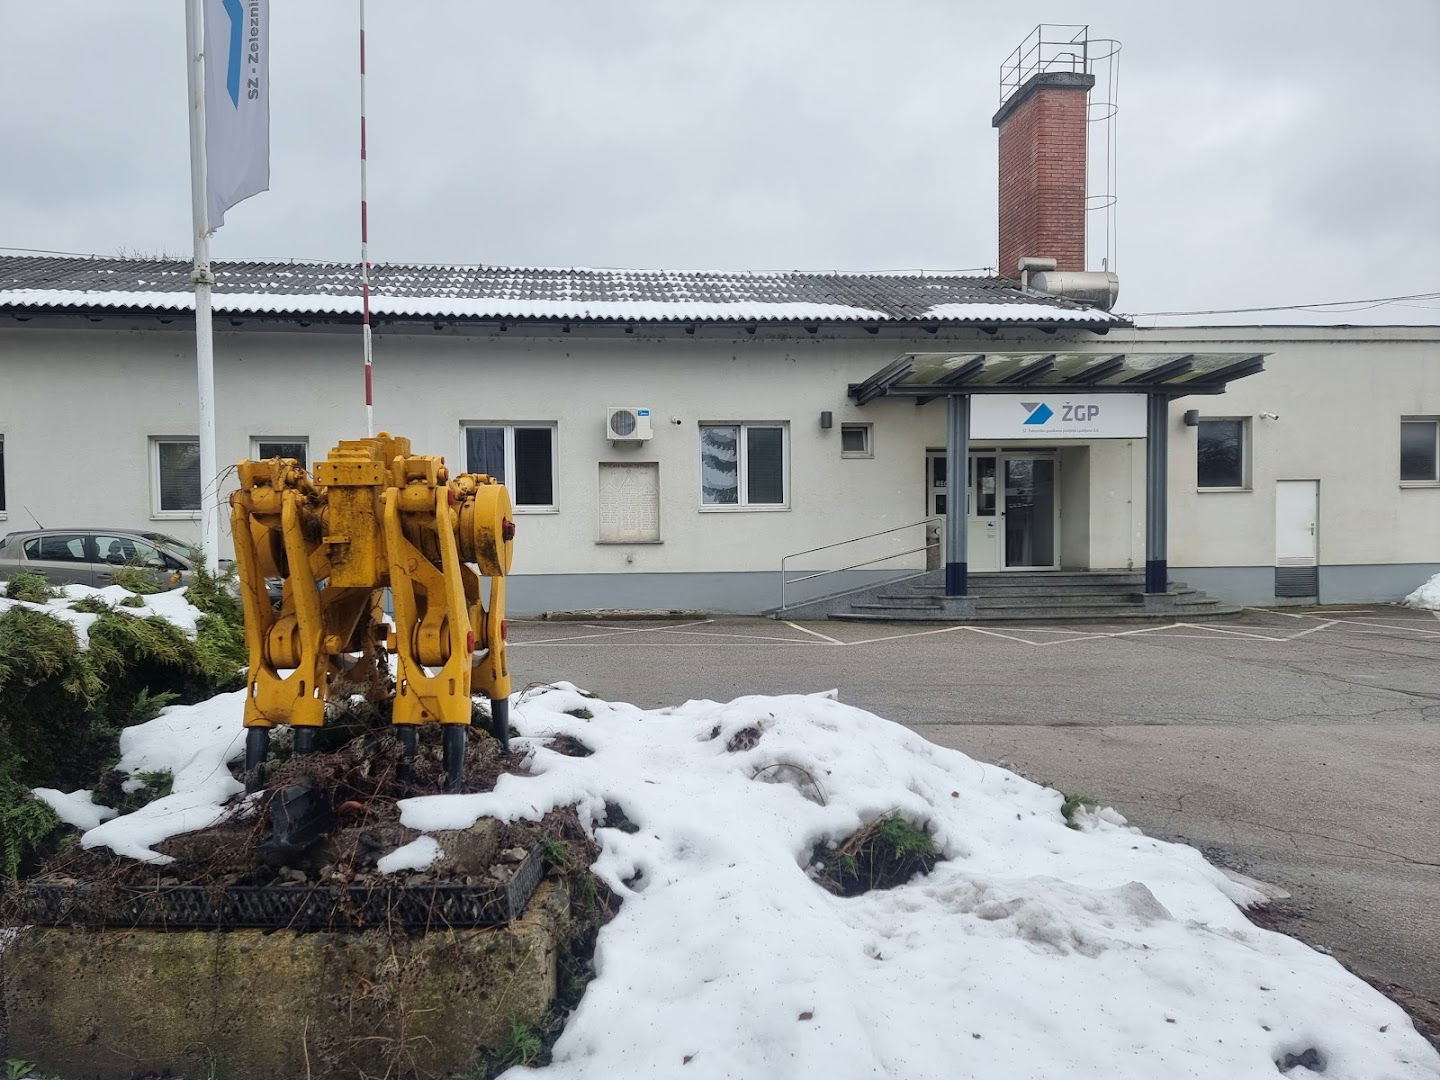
left=229, top=433, right=515, bottom=792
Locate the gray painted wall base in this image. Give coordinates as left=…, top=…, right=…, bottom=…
left=1173, top=564, right=1440, bottom=608
left=504, top=564, right=1440, bottom=616
left=506, top=569, right=906, bottom=616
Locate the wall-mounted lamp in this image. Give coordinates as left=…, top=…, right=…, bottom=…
left=1182, top=409, right=1200, bottom=427
left=819, top=411, right=833, bottom=430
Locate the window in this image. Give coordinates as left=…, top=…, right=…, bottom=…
left=1400, top=419, right=1439, bottom=483
left=462, top=424, right=556, bottom=509
left=840, top=423, right=872, bottom=458
left=1197, top=418, right=1248, bottom=489
left=94, top=533, right=173, bottom=570
left=252, top=437, right=309, bottom=468
left=700, top=423, right=788, bottom=507
left=152, top=438, right=201, bottom=515
left=0, top=434, right=6, bottom=515
left=23, top=533, right=86, bottom=562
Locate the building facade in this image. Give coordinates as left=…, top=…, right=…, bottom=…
left=0, top=287, right=1435, bottom=612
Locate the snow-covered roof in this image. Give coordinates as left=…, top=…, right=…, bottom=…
left=0, top=255, right=1127, bottom=327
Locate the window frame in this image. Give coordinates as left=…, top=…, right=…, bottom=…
left=1399, top=417, right=1440, bottom=486
left=250, top=436, right=310, bottom=469
left=697, top=421, right=790, bottom=511
left=1195, top=416, right=1251, bottom=492
left=149, top=436, right=203, bottom=519
left=458, top=422, right=559, bottom=513
left=0, top=433, right=6, bottom=518
left=840, top=422, right=873, bottom=459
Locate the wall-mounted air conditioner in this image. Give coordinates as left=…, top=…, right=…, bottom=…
left=606, top=407, right=654, bottom=442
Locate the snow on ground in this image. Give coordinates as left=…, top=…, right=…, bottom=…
left=0, top=584, right=204, bottom=647
left=46, top=681, right=1439, bottom=1077
left=1403, top=572, right=1440, bottom=611
left=30, top=788, right=117, bottom=831
left=402, top=684, right=1439, bottom=1080
left=78, top=691, right=248, bottom=862
left=376, top=835, right=442, bottom=874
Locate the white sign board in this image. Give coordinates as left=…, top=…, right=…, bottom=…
left=970, top=393, right=1148, bottom=440
left=598, top=462, right=660, bottom=542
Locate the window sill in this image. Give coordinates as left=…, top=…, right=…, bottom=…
left=1400, top=480, right=1440, bottom=489
left=595, top=539, right=664, bottom=545
left=841, top=452, right=874, bottom=460
left=514, top=506, right=559, bottom=515
left=699, top=504, right=791, bottom=513
left=152, top=511, right=202, bottom=520
left=1195, top=487, right=1251, bottom=494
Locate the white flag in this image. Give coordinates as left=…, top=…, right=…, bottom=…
left=203, top=0, right=269, bottom=229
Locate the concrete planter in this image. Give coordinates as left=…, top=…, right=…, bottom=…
left=1, top=881, right=569, bottom=1078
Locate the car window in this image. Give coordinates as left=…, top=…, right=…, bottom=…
left=24, top=533, right=87, bottom=562
left=143, top=533, right=196, bottom=564
left=93, top=534, right=168, bottom=569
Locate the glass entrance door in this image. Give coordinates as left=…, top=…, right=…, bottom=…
left=1002, top=456, right=1057, bottom=569
left=925, top=451, right=1057, bottom=572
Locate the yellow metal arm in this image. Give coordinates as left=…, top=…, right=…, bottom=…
left=229, top=434, right=515, bottom=790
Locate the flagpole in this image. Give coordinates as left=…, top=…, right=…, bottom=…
left=360, top=0, right=374, bottom=436
left=185, top=0, right=221, bottom=575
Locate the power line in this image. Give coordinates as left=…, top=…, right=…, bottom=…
left=1126, top=290, right=1440, bottom=318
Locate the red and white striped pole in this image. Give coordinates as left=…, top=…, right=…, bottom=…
left=360, top=0, right=374, bottom=436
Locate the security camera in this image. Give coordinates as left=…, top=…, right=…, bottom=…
left=1259, top=412, right=1280, bottom=420
left=670, top=417, right=683, bottom=425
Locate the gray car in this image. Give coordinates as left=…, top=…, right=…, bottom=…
left=0, top=528, right=200, bottom=589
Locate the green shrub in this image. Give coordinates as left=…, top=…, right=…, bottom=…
left=129, top=687, right=180, bottom=725
left=113, top=567, right=166, bottom=595
left=3, top=572, right=57, bottom=604
left=185, top=562, right=244, bottom=624
left=0, top=776, right=65, bottom=879
left=195, top=612, right=248, bottom=691
left=1060, top=793, right=1098, bottom=830
left=68, top=595, right=114, bottom=615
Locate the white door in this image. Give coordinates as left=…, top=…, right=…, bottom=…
left=925, top=452, right=1001, bottom=572
left=1275, top=480, right=1319, bottom=597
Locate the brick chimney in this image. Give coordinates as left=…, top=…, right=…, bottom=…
left=992, top=71, right=1095, bottom=279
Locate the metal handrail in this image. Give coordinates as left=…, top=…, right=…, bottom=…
left=779, top=517, right=939, bottom=611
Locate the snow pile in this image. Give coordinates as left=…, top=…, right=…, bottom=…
left=31, top=788, right=118, bottom=831
left=1402, top=572, right=1440, bottom=611
left=398, top=684, right=1438, bottom=1080
left=0, top=584, right=204, bottom=647
left=79, top=691, right=248, bottom=862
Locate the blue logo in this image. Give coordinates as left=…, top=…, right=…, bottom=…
left=223, top=0, right=244, bottom=107
left=1021, top=401, right=1054, bottom=426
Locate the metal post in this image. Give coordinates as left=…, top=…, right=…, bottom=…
left=1145, top=394, right=1169, bottom=594
left=945, top=394, right=969, bottom=596
left=185, top=0, right=220, bottom=574
left=359, top=0, right=375, bottom=436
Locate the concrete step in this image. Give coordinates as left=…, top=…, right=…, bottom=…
left=922, top=584, right=1155, bottom=598
left=830, top=602, right=1243, bottom=624
left=868, top=595, right=947, bottom=610
left=972, top=594, right=1140, bottom=608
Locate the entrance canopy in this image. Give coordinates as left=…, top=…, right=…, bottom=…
left=850, top=351, right=1265, bottom=405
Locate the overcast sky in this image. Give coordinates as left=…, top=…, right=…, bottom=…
left=4, top=1, right=1438, bottom=325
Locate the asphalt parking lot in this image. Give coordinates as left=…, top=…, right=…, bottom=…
left=509, top=604, right=1440, bottom=1008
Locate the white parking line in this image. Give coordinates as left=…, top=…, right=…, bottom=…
left=1289, top=620, right=1339, bottom=639
left=1331, top=619, right=1440, bottom=636
left=785, top=621, right=843, bottom=645
left=841, top=625, right=976, bottom=646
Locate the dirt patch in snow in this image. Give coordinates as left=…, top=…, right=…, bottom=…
left=811, top=814, right=942, bottom=897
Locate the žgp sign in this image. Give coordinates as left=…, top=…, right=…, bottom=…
left=971, top=393, right=1147, bottom=439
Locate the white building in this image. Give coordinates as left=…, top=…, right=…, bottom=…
left=1, top=66, right=1436, bottom=617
